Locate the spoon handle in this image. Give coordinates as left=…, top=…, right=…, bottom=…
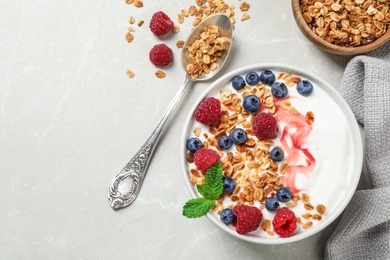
left=108, top=77, right=193, bottom=209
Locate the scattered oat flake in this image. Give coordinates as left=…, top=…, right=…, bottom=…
left=241, top=13, right=250, bottom=21
left=126, top=69, right=135, bottom=78
left=133, top=0, right=143, bottom=7
left=240, top=2, right=251, bottom=11
left=176, top=40, right=185, bottom=48
left=173, top=25, right=180, bottom=34
left=125, top=0, right=134, bottom=4
left=128, top=16, right=135, bottom=24
left=125, top=32, right=134, bottom=43
left=155, top=70, right=166, bottom=79
left=138, top=20, right=144, bottom=27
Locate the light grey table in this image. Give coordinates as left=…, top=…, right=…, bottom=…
left=0, top=1, right=366, bottom=259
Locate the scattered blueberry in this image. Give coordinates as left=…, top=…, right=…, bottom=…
left=231, top=75, right=246, bottom=90
left=270, top=147, right=284, bottom=162
left=223, top=176, right=236, bottom=194
left=220, top=208, right=235, bottom=225
left=230, top=128, right=248, bottom=145
left=218, top=135, right=233, bottom=150
left=259, top=70, right=276, bottom=85
left=276, top=187, right=292, bottom=202
left=245, top=72, right=260, bottom=86
left=242, top=95, right=261, bottom=113
left=297, top=79, right=313, bottom=96
left=265, top=197, right=280, bottom=211
left=271, top=82, right=288, bottom=98
left=186, top=137, right=203, bottom=153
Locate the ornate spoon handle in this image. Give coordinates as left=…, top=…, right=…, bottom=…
left=108, top=77, right=193, bottom=209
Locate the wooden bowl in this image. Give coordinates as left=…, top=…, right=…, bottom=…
left=291, top=0, right=390, bottom=55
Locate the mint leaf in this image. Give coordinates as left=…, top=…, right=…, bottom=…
left=183, top=162, right=224, bottom=219
left=196, top=184, right=205, bottom=197
left=203, top=162, right=223, bottom=200
left=182, top=198, right=215, bottom=218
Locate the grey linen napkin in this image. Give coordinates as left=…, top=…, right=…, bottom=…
left=325, top=42, right=390, bottom=259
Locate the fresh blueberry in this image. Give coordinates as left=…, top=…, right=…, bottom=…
left=245, top=72, right=260, bottom=86
left=223, top=176, right=235, bottom=194
left=297, top=79, right=313, bottom=96
left=276, top=187, right=292, bottom=202
left=271, top=82, right=288, bottom=98
left=265, top=197, right=279, bottom=211
left=242, top=95, right=261, bottom=113
left=259, top=70, right=276, bottom=85
left=218, top=135, right=233, bottom=150
left=186, top=137, right=203, bottom=153
left=220, top=208, right=235, bottom=225
left=230, top=128, right=247, bottom=145
left=231, top=75, right=246, bottom=90
left=270, top=147, right=284, bottom=162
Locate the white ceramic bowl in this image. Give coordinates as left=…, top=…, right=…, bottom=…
left=181, top=63, right=363, bottom=244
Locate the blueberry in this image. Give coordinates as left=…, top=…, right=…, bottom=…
left=245, top=72, right=260, bottom=86
left=242, top=95, right=261, bottom=113
left=231, top=75, right=246, bottom=90
left=297, top=79, right=313, bottom=96
left=218, top=135, right=233, bottom=150
left=223, top=176, right=235, bottom=194
left=186, top=137, right=203, bottom=153
left=276, top=187, right=292, bottom=202
left=271, top=82, right=288, bottom=98
left=230, top=128, right=247, bottom=145
left=270, top=147, right=284, bottom=162
left=265, top=197, right=279, bottom=211
left=259, top=70, right=276, bottom=85
left=220, top=208, right=235, bottom=225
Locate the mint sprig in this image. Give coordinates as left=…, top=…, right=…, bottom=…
left=183, top=162, right=223, bottom=218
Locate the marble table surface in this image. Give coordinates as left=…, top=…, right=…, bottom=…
left=0, top=0, right=366, bottom=259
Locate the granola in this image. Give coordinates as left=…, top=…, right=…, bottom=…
left=300, top=0, right=390, bottom=46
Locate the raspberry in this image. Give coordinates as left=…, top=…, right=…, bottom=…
left=233, top=205, right=263, bottom=234
left=272, top=207, right=297, bottom=238
left=194, top=148, right=220, bottom=173
left=149, top=11, right=174, bottom=36
left=194, top=97, right=222, bottom=126
left=149, top=44, right=173, bottom=67
left=252, top=112, right=278, bottom=140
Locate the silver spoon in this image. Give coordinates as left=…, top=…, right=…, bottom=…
left=108, top=14, right=233, bottom=209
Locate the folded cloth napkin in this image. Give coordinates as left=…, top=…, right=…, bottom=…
left=325, top=42, right=390, bottom=259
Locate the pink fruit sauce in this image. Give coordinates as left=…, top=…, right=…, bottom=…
left=274, top=106, right=315, bottom=194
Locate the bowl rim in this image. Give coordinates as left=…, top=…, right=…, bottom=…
left=180, top=63, right=364, bottom=245
left=291, top=0, right=390, bottom=55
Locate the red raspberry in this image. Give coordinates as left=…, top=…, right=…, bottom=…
left=194, top=97, right=222, bottom=126
left=149, top=11, right=174, bottom=36
left=194, top=148, right=220, bottom=173
left=252, top=112, right=278, bottom=140
left=149, top=44, right=173, bottom=67
left=233, top=205, right=263, bottom=234
left=272, top=207, right=297, bottom=238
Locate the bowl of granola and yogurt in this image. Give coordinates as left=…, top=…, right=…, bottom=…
left=181, top=63, right=363, bottom=244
